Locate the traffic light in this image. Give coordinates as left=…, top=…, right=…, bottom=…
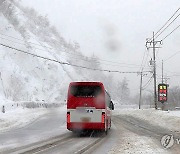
left=158, top=84, right=168, bottom=103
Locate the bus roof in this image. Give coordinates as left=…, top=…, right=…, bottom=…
left=70, top=82, right=103, bottom=86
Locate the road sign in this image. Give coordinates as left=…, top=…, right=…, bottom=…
left=158, top=84, right=168, bottom=103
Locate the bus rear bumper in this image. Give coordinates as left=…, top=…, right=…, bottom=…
left=67, top=122, right=105, bottom=131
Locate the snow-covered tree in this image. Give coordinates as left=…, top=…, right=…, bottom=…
left=117, top=77, right=130, bottom=103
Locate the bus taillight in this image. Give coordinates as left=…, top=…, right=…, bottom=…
left=102, top=112, right=105, bottom=123
left=67, top=112, right=70, bottom=123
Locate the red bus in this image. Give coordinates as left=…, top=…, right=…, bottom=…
left=67, top=82, right=114, bottom=134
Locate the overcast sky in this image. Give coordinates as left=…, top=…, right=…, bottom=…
left=21, top=0, right=180, bottom=94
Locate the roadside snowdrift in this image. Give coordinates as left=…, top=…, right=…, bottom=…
left=0, top=106, right=48, bottom=133
left=114, top=108, right=180, bottom=133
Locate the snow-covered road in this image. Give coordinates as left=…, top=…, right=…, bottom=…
left=0, top=107, right=68, bottom=153
left=1, top=107, right=180, bottom=154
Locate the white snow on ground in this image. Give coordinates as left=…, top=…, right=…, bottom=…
left=0, top=104, right=67, bottom=152
left=0, top=99, right=51, bottom=133
left=166, top=110, right=180, bottom=118
left=0, top=106, right=48, bottom=133
left=106, top=107, right=180, bottom=154
left=108, top=133, right=170, bottom=154
left=113, top=108, right=180, bottom=133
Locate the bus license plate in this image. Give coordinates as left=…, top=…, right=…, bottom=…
left=81, top=117, right=91, bottom=122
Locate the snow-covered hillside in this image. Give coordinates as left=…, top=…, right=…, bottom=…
left=0, top=0, right=112, bottom=104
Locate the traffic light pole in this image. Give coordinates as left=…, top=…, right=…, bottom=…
left=162, top=60, right=164, bottom=84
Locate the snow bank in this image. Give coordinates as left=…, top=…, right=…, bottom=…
left=0, top=106, right=48, bottom=133
left=0, top=98, right=64, bottom=133
left=113, top=108, right=180, bottom=132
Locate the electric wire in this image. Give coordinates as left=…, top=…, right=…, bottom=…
left=142, top=75, right=153, bottom=90
left=0, top=42, right=149, bottom=74
left=139, top=46, right=151, bottom=72
left=0, top=33, right=143, bottom=68
left=155, top=12, right=180, bottom=39
left=139, top=48, right=146, bottom=72
left=154, top=8, right=180, bottom=38
left=147, top=7, right=180, bottom=41
left=161, top=24, right=180, bottom=41
left=164, top=50, right=180, bottom=62
left=0, top=32, right=53, bottom=49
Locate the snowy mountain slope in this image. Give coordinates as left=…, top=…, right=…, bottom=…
left=0, top=0, right=111, bottom=103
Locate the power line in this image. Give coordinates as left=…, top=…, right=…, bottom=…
left=154, top=8, right=180, bottom=38
left=0, top=34, right=85, bottom=57
left=164, top=50, right=180, bottom=61
left=0, top=33, right=143, bottom=68
left=155, top=12, right=180, bottom=39
left=66, top=53, right=147, bottom=69
left=0, top=32, right=96, bottom=62
left=162, top=24, right=180, bottom=41
left=139, top=46, right=152, bottom=73
left=156, top=50, right=180, bottom=68
left=0, top=32, right=53, bottom=49
left=147, top=8, right=180, bottom=41
left=142, top=75, right=153, bottom=90
left=0, top=35, right=146, bottom=68
left=167, top=74, right=180, bottom=77
left=156, top=65, right=180, bottom=76
left=139, top=47, right=147, bottom=71
left=0, top=42, right=148, bottom=74
left=0, top=36, right=51, bottom=52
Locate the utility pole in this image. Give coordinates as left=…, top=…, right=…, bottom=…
left=138, top=72, right=147, bottom=109
left=153, top=32, right=157, bottom=109
left=139, top=72, right=143, bottom=109
left=157, top=60, right=170, bottom=84
left=146, top=32, right=162, bottom=109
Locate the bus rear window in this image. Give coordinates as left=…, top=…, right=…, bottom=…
left=70, top=85, right=102, bottom=97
